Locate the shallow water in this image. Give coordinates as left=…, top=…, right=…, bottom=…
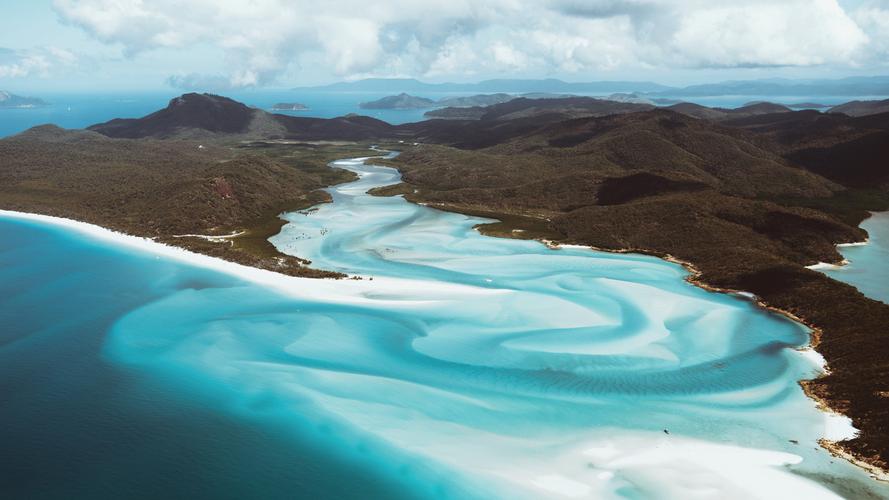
left=821, top=212, right=889, bottom=303
left=2, top=154, right=888, bottom=499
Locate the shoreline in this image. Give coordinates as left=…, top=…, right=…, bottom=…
left=805, top=220, right=871, bottom=271
left=4, top=169, right=888, bottom=482
left=0, top=209, right=504, bottom=309
left=368, top=161, right=887, bottom=480
left=370, top=162, right=889, bottom=481
left=542, top=238, right=889, bottom=482
left=3, top=214, right=874, bottom=498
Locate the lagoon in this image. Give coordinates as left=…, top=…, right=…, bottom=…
left=1, top=153, right=887, bottom=498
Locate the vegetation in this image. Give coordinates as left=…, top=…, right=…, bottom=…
left=383, top=107, right=889, bottom=473
left=359, top=93, right=436, bottom=109
left=0, top=126, right=375, bottom=277
left=4, top=92, right=889, bottom=474
left=828, top=98, right=889, bottom=117
left=89, top=93, right=398, bottom=141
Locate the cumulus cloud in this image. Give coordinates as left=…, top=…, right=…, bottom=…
left=0, top=46, right=84, bottom=79
left=553, top=0, right=869, bottom=68
left=51, top=0, right=887, bottom=88
left=853, top=0, right=889, bottom=65
left=671, top=1, right=866, bottom=68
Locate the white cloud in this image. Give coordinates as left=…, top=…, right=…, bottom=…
left=0, top=46, right=84, bottom=79
left=853, top=0, right=889, bottom=66
left=554, top=0, right=870, bottom=68
left=668, top=0, right=867, bottom=68
left=50, top=0, right=888, bottom=88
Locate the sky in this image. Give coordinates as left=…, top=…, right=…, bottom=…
left=1, top=0, right=889, bottom=92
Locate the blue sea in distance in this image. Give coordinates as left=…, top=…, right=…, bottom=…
left=2, top=89, right=887, bottom=138
left=821, top=211, right=889, bottom=303
left=0, top=90, right=434, bottom=137
left=3, top=151, right=889, bottom=499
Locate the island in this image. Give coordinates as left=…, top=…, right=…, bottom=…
left=2, top=92, right=889, bottom=480
left=0, top=90, right=48, bottom=108
left=1, top=93, right=397, bottom=278
left=359, top=93, right=436, bottom=110
left=271, top=102, right=309, bottom=111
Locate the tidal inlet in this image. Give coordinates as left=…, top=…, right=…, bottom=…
left=4, top=1, right=889, bottom=499
left=1, top=154, right=886, bottom=499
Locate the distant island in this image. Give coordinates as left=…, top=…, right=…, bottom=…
left=295, top=76, right=889, bottom=98
left=360, top=93, right=436, bottom=110
left=271, top=102, right=308, bottom=111
left=0, top=91, right=48, bottom=109
left=362, top=91, right=650, bottom=114
left=297, top=78, right=672, bottom=94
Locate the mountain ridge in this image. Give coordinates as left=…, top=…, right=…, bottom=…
left=88, top=93, right=396, bottom=141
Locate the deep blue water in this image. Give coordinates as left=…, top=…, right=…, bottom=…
left=3, top=90, right=886, bottom=138
left=3, top=152, right=889, bottom=498
left=0, top=216, right=477, bottom=500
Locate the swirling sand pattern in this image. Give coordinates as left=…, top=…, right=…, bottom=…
left=116, top=155, right=884, bottom=498
left=3, top=153, right=888, bottom=499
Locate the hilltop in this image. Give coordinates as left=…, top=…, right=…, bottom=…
left=0, top=123, right=378, bottom=277
left=408, top=97, right=653, bottom=147
left=829, top=98, right=889, bottom=117
left=722, top=109, right=889, bottom=188
left=89, top=93, right=394, bottom=140
left=666, top=101, right=792, bottom=120
left=424, top=93, right=576, bottom=119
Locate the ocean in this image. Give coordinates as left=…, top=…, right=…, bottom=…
left=2, top=154, right=887, bottom=498
left=2, top=89, right=886, bottom=138
left=820, top=211, right=889, bottom=303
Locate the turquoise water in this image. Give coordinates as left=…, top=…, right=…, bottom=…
left=821, top=212, right=889, bottom=303
left=0, top=216, right=470, bottom=499
left=2, top=153, right=888, bottom=498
